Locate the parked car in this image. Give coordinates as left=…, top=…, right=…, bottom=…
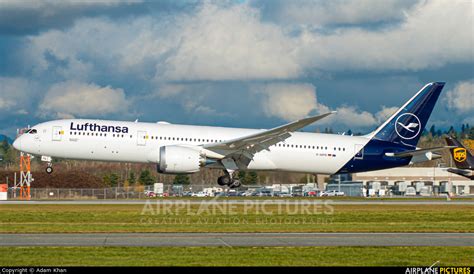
left=252, top=189, right=273, bottom=197
left=241, top=191, right=254, bottom=197
left=227, top=191, right=240, bottom=197
left=144, top=191, right=156, bottom=198
left=321, top=190, right=345, bottom=197
left=191, top=191, right=207, bottom=197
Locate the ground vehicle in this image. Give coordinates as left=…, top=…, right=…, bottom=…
left=405, top=187, right=416, bottom=196
left=144, top=190, right=156, bottom=198
left=321, top=190, right=345, bottom=197
left=252, top=188, right=273, bottom=197
left=191, top=191, right=207, bottom=197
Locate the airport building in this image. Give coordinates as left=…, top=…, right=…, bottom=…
left=330, top=167, right=474, bottom=196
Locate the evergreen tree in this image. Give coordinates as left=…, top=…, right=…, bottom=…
left=246, top=171, right=258, bottom=185
left=238, top=171, right=246, bottom=182
left=128, top=171, right=136, bottom=184
left=139, top=169, right=156, bottom=186
left=1, top=139, right=9, bottom=154
left=237, top=171, right=258, bottom=185
left=173, top=174, right=190, bottom=185
left=429, top=125, right=436, bottom=137
left=103, top=173, right=120, bottom=187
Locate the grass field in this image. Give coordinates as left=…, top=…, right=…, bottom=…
left=1, top=246, right=472, bottom=266
left=0, top=203, right=473, bottom=233
left=1, top=203, right=472, bottom=266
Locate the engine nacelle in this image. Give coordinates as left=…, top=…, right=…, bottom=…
left=157, top=146, right=205, bottom=174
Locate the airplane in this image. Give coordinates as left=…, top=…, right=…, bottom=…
left=445, top=136, right=474, bottom=180
left=13, top=82, right=450, bottom=188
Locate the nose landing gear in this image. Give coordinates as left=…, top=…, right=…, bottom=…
left=45, top=163, right=53, bottom=174
left=41, top=156, right=53, bottom=174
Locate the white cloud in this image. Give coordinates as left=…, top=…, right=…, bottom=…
left=160, top=3, right=301, bottom=81
left=255, top=83, right=319, bottom=121
left=39, top=81, right=129, bottom=118
left=329, top=106, right=377, bottom=128
left=255, top=82, right=386, bottom=128
left=254, top=0, right=416, bottom=27
left=296, top=0, right=473, bottom=71
left=0, top=0, right=141, bottom=8
left=446, top=80, right=474, bottom=113
left=375, top=106, right=399, bottom=123
left=22, top=1, right=472, bottom=83
left=0, top=77, right=33, bottom=114
left=22, top=16, right=173, bottom=81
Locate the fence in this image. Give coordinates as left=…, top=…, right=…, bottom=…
left=5, top=184, right=322, bottom=200
left=6, top=185, right=259, bottom=200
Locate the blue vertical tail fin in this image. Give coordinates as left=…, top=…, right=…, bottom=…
left=368, top=82, right=445, bottom=147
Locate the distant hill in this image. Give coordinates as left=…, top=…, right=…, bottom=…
left=0, top=135, right=13, bottom=144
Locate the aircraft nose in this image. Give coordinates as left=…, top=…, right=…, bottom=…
left=12, top=137, right=21, bottom=151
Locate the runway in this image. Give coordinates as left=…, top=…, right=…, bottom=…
left=1, top=233, right=473, bottom=247
left=1, top=199, right=473, bottom=205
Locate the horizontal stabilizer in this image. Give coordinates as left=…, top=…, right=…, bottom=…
left=385, top=146, right=454, bottom=158
left=446, top=168, right=474, bottom=180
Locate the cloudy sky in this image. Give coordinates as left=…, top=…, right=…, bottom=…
left=0, top=0, right=472, bottom=137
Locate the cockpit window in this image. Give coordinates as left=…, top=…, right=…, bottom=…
left=29, top=129, right=37, bottom=134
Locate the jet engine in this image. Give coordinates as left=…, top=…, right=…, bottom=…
left=157, top=145, right=206, bottom=174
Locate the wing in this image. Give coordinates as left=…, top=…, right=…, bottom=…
left=203, top=112, right=336, bottom=168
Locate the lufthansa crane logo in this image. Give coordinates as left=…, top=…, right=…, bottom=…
left=453, top=148, right=467, bottom=162
left=395, top=113, right=421, bottom=140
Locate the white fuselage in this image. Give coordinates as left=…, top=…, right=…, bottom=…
left=14, top=119, right=371, bottom=174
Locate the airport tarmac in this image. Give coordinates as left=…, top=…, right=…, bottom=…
left=1, top=199, right=473, bottom=205
left=1, top=233, right=473, bottom=247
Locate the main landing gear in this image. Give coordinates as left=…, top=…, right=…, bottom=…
left=216, top=159, right=242, bottom=188
left=217, top=169, right=241, bottom=189
left=217, top=174, right=241, bottom=188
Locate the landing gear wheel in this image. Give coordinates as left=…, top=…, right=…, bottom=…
left=45, top=166, right=53, bottom=174
left=217, top=175, right=231, bottom=186
left=229, top=180, right=241, bottom=189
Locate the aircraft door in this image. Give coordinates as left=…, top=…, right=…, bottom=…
left=137, top=131, right=147, bottom=146
left=52, top=126, right=62, bottom=141
left=354, top=144, right=364, bottom=160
